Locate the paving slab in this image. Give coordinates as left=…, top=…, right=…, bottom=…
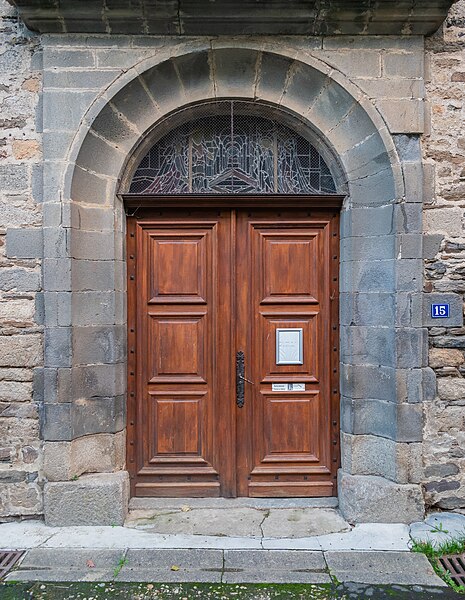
left=5, top=548, right=122, bottom=582
left=325, top=551, right=448, bottom=587
left=222, top=549, right=331, bottom=584
left=116, top=549, right=223, bottom=583
left=263, top=523, right=411, bottom=551
left=262, top=508, right=350, bottom=538
left=410, top=511, right=465, bottom=548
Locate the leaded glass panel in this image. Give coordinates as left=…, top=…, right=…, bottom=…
left=129, top=113, right=336, bottom=195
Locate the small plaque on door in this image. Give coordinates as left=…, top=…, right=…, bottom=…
left=276, top=328, right=303, bottom=365
left=272, top=383, right=306, bottom=392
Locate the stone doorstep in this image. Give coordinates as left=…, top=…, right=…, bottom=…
left=125, top=506, right=350, bottom=539
left=4, top=548, right=446, bottom=587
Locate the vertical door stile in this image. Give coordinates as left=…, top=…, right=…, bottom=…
left=330, top=212, right=341, bottom=486
left=126, top=216, right=137, bottom=496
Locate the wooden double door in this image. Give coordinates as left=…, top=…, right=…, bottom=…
left=127, top=201, right=340, bottom=498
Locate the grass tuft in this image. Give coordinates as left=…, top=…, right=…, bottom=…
left=411, top=534, right=465, bottom=594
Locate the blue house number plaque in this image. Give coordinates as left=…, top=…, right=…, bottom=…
left=431, top=303, right=450, bottom=318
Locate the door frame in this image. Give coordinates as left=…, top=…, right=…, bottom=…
left=124, top=194, right=344, bottom=498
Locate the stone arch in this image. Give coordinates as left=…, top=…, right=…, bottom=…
left=66, top=47, right=403, bottom=206
left=42, top=47, right=425, bottom=525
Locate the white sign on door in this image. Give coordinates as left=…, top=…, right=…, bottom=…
left=276, top=328, right=303, bottom=365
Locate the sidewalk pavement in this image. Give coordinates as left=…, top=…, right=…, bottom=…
left=1, top=507, right=464, bottom=587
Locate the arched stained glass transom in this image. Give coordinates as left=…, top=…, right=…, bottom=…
left=129, top=111, right=336, bottom=195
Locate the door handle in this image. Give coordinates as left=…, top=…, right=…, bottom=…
left=236, top=351, right=245, bottom=408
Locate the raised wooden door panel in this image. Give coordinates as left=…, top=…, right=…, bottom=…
left=127, top=211, right=234, bottom=497
left=236, top=211, right=339, bottom=497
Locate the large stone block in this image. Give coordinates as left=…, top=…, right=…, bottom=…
left=44, top=327, right=72, bottom=368
left=72, top=325, right=126, bottom=365
left=307, top=80, right=356, bottom=135
left=396, top=259, right=423, bottom=292
left=90, top=103, right=138, bottom=153
left=395, top=292, right=422, bottom=327
left=377, top=98, right=424, bottom=134
left=282, top=62, right=328, bottom=115
left=43, top=259, right=72, bottom=291
left=256, top=52, right=292, bottom=104
left=41, top=403, right=72, bottom=441
left=0, top=267, right=40, bottom=292
left=70, top=205, right=114, bottom=232
left=44, top=471, right=129, bottom=526
left=349, top=168, right=397, bottom=206
left=43, top=69, right=120, bottom=91
left=395, top=203, right=422, bottom=234
left=338, top=472, right=425, bottom=523
left=341, top=325, right=395, bottom=367
left=0, top=335, right=42, bottom=368
left=72, top=395, right=126, bottom=437
left=340, top=259, right=395, bottom=293
left=402, top=162, right=423, bottom=204
left=341, top=235, right=394, bottom=262
left=341, top=433, right=423, bottom=484
left=175, top=50, right=214, bottom=103
left=70, top=230, right=116, bottom=260
left=437, top=377, right=465, bottom=402
left=341, top=131, right=389, bottom=181
left=71, top=260, right=117, bottom=291
left=393, top=134, right=421, bottom=162
left=341, top=364, right=396, bottom=402
left=211, top=48, right=259, bottom=98
left=70, top=363, right=125, bottom=399
left=43, top=90, right=96, bottom=132
left=110, top=76, right=160, bottom=136
left=43, top=431, right=125, bottom=481
left=340, top=292, right=395, bottom=327
left=43, top=48, right=95, bottom=69
left=71, top=292, right=117, bottom=326
left=75, top=132, right=125, bottom=180
left=424, top=207, right=464, bottom=236
left=5, top=228, right=43, bottom=259
left=70, top=166, right=110, bottom=206
left=330, top=103, right=381, bottom=156
left=318, top=49, right=381, bottom=77
left=142, top=59, right=187, bottom=112
left=383, top=52, right=423, bottom=79
left=395, top=327, right=428, bottom=368
left=341, top=205, right=394, bottom=238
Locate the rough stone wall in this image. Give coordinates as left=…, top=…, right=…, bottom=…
left=423, top=0, right=465, bottom=511
left=0, top=0, right=43, bottom=519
